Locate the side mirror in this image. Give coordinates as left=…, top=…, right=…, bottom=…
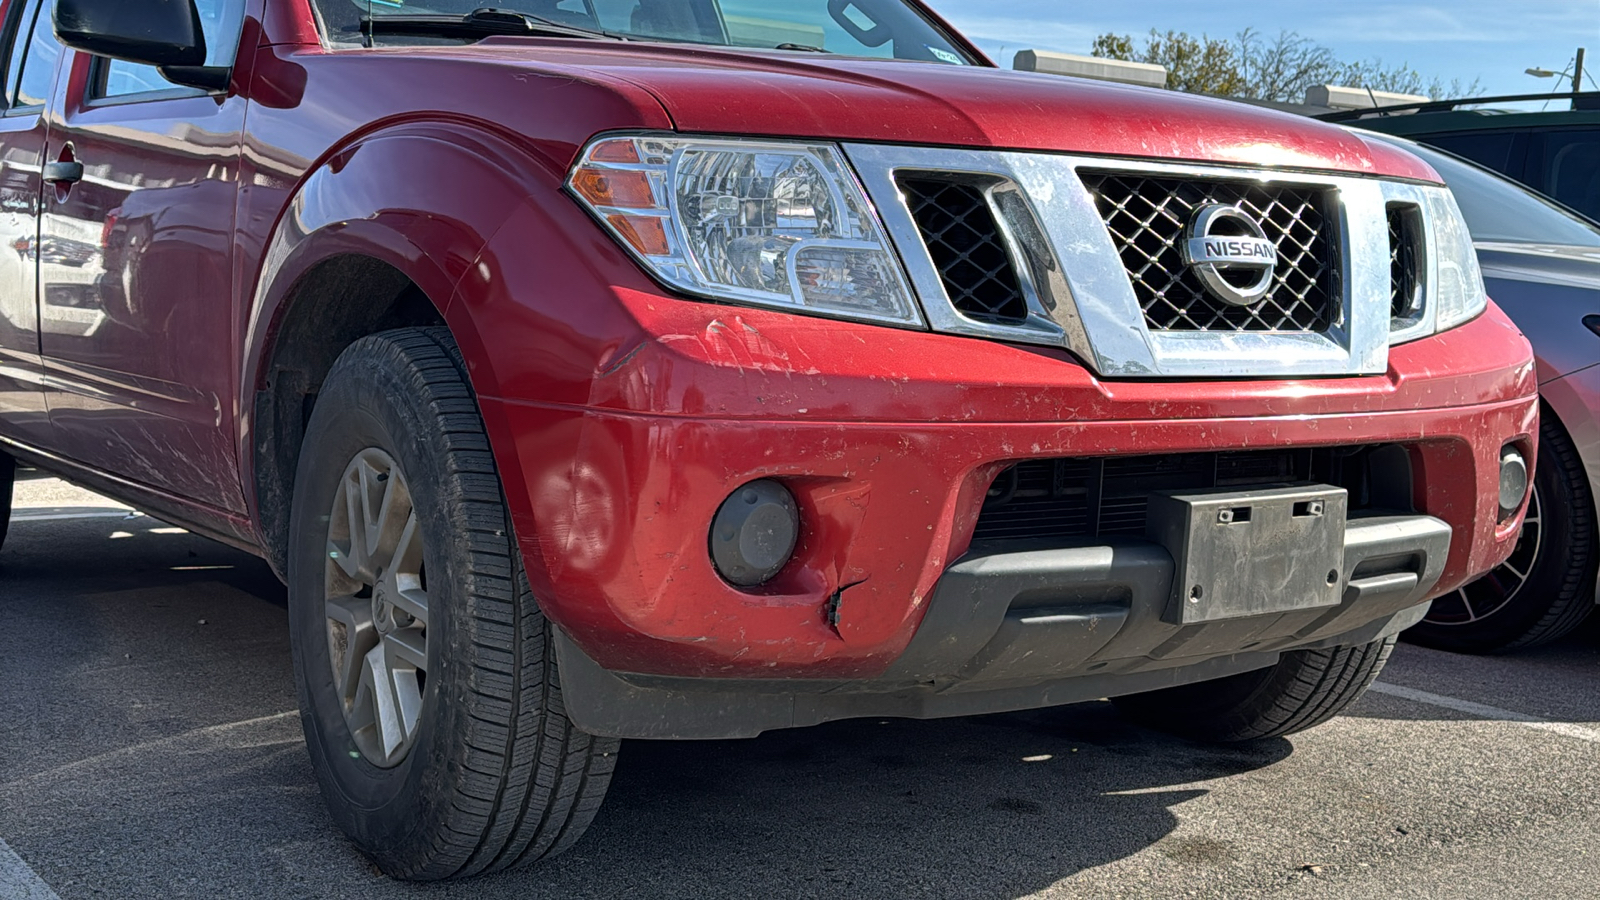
left=54, top=0, right=234, bottom=93
left=54, top=0, right=208, bottom=68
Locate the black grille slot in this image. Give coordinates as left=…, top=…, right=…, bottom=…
left=900, top=176, right=1029, bottom=325
left=1081, top=172, right=1340, bottom=333
left=974, top=446, right=1404, bottom=545
left=1388, top=204, right=1422, bottom=321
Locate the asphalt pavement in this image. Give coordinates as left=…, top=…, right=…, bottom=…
left=2, top=475, right=1598, bottom=899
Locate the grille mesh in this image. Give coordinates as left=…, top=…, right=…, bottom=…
left=900, top=177, right=1029, bottom=325
left=1388, top=205, right=1422, bottom=320
left=1082, top=173, right=1339, bottom=333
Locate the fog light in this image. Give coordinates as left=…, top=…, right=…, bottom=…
left=1499, top=447, right=1530, bottom=514
left=710, top=480, right=800, bottom=587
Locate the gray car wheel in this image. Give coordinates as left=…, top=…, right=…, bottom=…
left=288, top=328, right=618, bottom=881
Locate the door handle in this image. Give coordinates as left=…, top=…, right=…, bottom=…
left=43, top=160, right=84, bottom=185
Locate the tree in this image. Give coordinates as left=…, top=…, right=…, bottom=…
left=1093, top=30, right=1245, bottom=96
left=1092, top=28, right=1483, bottom=102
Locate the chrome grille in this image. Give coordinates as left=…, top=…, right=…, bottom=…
left=899, top=176, right=1029, bottom=325
left=1082, top=173, right=1340, bottom=333
left=1388, top=205, right=1422, bottom=321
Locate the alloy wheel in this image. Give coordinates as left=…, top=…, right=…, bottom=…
left=324, top=448, right=430, bottom=767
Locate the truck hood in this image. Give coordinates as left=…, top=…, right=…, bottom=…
left=470, top=38, right=1439, bottom=181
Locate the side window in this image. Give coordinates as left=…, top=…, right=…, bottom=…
left=1535, top=129, right=1600, bottom=223
left=10, top=0, right=56, bottom=110
left=91, top=0, right=247, bottom=102
left=1424, top=132, right=1519, bottom=176
left=0, top=0, right=27, bottom=108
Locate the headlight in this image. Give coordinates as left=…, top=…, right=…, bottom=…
left=568, top=136, right=924, bottom=328
left=1426, top=187, right=1488, bottom=332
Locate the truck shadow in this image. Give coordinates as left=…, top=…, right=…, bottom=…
left=522, top=710, right=1293, bottom=900
left=1, top=505, right=1293, bottom=900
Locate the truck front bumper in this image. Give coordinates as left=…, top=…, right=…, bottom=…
left=473, top=299, right=1536, bottom=737
left=553, top=513, right=1449, bottom=739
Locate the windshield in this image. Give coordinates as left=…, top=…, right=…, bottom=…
left=1382, top=137, right=1600, bottom=249
left=316, top=0, right=976, bottom=64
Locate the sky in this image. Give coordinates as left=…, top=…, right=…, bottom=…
left=927, top=0, right=1600, bottom=98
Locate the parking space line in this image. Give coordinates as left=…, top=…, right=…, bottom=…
left=11, top=511, right=141, bottom=523
left=1371, top=682, right=1600, bottom=744
left=0, top=838, right=59, bottom=900
left=1, top=712, right=300, bottom=794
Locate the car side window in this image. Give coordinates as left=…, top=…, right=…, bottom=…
left=10, top=0, right=56, bottom=110
left=1423, top=132, right=1520, bottom=176
left=1535, top=129, right=1600, bottom=223
left=91, top=0, right=247, bottom=102
left=0, top=0, right=28, bottom=108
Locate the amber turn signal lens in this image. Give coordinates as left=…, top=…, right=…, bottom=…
left=588, top=139, right=642, bottom=164
left=607, top=215, right=670, bottom=257
left=570, top=167, right=655, bottom=209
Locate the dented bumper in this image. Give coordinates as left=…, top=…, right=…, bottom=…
left=476, top=296, right=1537, bottom=687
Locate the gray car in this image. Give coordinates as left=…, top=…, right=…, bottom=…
left=1369, top=135, right=1600, bottom=652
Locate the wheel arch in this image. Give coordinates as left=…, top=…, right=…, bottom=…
left=242, top=120, right=558, bottom=576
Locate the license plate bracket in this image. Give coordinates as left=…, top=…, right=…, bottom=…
left=1147, top=485, right=1348, bottom=625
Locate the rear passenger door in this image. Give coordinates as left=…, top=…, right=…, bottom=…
left=0, top=0, right=56, bottom=449
left=37, top=0, right=251, bottom=512
left=1530, top=128, right=1600, bottom=223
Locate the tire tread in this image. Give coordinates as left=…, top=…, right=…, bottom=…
left=1115, top=636, right=1397, bottom=743
left=308, top=327, right=617, bottom=881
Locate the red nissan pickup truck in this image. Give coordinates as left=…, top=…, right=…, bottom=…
left=0, top=0, right=1536, bottom=881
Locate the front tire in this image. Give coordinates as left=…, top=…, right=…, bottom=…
left=1113, top=637, right=1396, bottom=742
left=287, top=328, right=618, bottom=881
left=1408, top=414, right=1597, bottom=653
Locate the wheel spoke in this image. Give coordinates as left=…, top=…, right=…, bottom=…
left=341, top=467, right=373, bottom=578
left=393, top=669, right=424, bottom=745
left=385, top=628, right=428, bottom=671
left=357, top=459, right=383, bottom=567
left=326, top=596, right=379, bottom=704
left=371, top=474, right=413, bottom=573
left=393, top=587, right=429, bottom=629
left=1457, top=589, right=1479, bottom=624
left=388, top=512, right=429, bottom=627
left=363, top=643, right=409, bottom=761
left=327, top=538, right=361, bottom=581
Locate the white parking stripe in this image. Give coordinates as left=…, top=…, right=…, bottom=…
left=10, top=511, right=143, bottom=522
left=1371, top=682, right=1600, bottom=745
left=0, top=838, right=59, bottom=900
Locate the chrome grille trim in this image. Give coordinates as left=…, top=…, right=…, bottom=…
left=847, top=144, right=1457, bottom=379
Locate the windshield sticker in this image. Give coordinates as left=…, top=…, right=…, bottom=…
left=926, top=46, right=964, bottom=65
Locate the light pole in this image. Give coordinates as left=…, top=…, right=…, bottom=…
left=1527, top=48, right=1589, bottom=92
